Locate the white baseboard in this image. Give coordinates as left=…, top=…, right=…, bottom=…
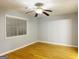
left=0, top=41, right=37, bottom=56
left=38, top=41, right=78, bottom=48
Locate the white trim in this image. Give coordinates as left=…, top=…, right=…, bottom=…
left=4, top=14, right=6, bottom=40
left=38, top=41, right=78, bottom=48
left=0, top=41, right=37, bottom=56
left=6, top=15, right=26, bottom=20
left=6, top=35, right=27, bottom=39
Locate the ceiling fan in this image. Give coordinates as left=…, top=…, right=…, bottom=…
left=25, top=3, right=53, bottom=17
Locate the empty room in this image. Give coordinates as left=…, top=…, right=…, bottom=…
left=0, top=0, right=78, bottom=59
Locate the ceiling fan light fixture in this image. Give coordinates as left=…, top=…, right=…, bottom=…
left=35, top=8, right=43, bottom=14
left=25, top=2, right=52, bottom=17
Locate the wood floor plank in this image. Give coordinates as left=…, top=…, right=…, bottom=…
left=8, top=42, right=78, bottom=59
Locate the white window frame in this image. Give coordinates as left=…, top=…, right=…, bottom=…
left=5, top=15, right=27, bottom=39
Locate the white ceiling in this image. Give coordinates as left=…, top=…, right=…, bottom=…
left=0, top=0, right=78, bottom=15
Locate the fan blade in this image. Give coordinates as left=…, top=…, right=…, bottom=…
left=44, top=10, right=52, bottom=12
left=43, top=12, right=49, bottom=16
left=35, top=13, right=38, bottom=17
left=25, top=11, right=34, bottom=14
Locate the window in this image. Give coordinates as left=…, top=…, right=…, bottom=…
left=6, top=15, right=27, bottom=37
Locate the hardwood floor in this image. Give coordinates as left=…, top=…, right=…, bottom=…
left=8, top=42, right=78, bottom=59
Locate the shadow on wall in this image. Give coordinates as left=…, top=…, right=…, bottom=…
left=71, top=14, right=78, bottom=46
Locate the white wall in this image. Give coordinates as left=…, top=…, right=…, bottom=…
left=0, top=9, right=38, bottom=54
left=38, top=13, right=78, bottom=46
